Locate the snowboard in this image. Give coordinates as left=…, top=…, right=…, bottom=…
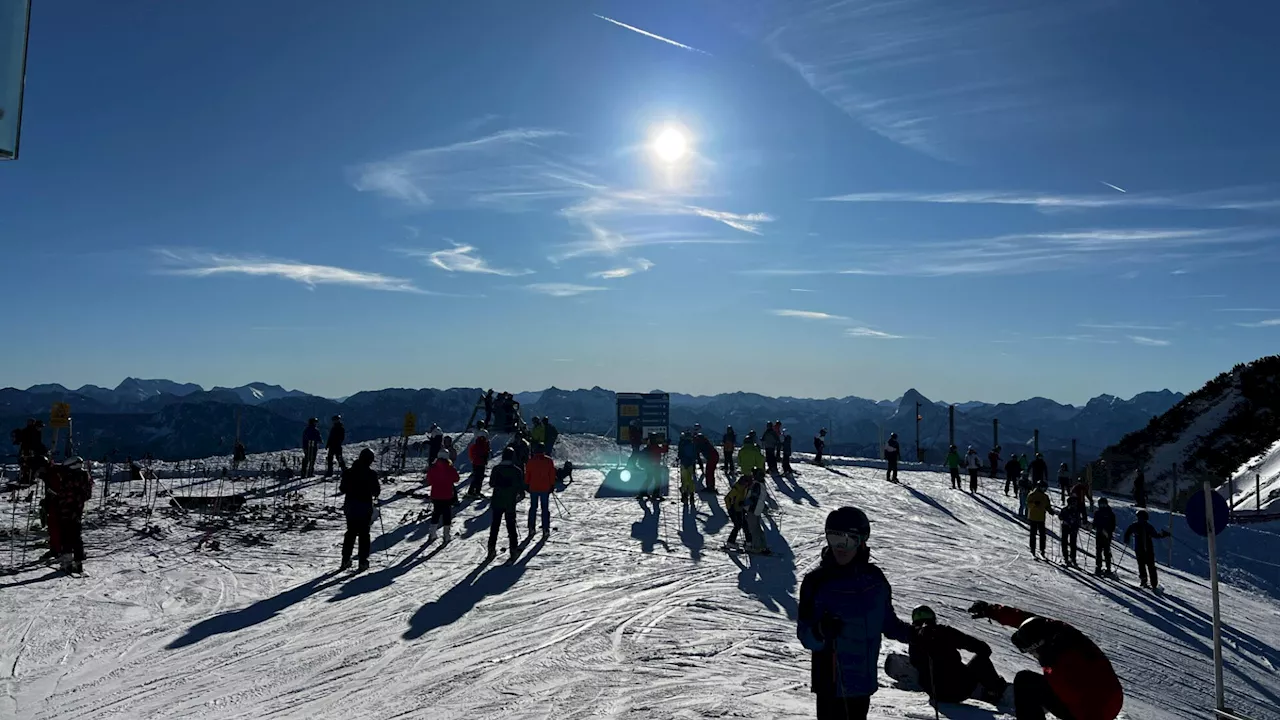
left=883, top=652, right=1014, bottom=712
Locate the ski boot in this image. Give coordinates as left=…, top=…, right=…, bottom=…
left=339, top=558, right=352, bottom=571
left=356, top=559, right=369, bottom=573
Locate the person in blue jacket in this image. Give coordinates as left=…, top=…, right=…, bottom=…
left=798, top=506, right=911, bottom=720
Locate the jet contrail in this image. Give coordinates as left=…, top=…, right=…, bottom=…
left=1100, top=181, right=1128, bottom=194
left=593, top=14, right=711, bottom=55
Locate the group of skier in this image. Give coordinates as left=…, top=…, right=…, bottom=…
left=8, top=418, right=93, bottom=574
left=798, top=505, right=1125, bottom=720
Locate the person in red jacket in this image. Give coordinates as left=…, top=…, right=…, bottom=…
left=524, top=444, right=557, bottom=534
left=427, top=454, right=459, bottom=544
left=466, top=425, right=492, bottom=498
left=968, top=601, right=1123, bottom=720
left=640, top=433, right=669, bottom=500
left=695, top=431, right=720, bottom=494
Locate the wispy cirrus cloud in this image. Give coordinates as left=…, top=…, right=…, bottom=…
left=1129, top=335, right=1171, bottom=347
left=1079, top=322, right=1175, bottom=332
left=593, top=14, right=711, bottom=55
left=155, top=249, right=427, bottom=294
left=816, top=187, right=1280, bottom=213
left=589, top=258, right=654, bottom=279
left=1235, top=319, right=1280, bottom=328
left=396, top=243, right=532, bottom=276
left=1035, top=334, right=1119, bottom=345
left=525, top=283, right=606, bottom=297
left=772, top=309, right=850, bottom=321
left=1100, top=181, right=1127, bottom=194
left=1217, top=307, right=1280, bottom=312
left=846, top=327, right=904, bottom=340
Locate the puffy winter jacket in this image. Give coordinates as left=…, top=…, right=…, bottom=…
left=1123, top=519, right=1170, bottom=558
left=783, top=434, right=793, bottom=455
left=326, top=422, right=345, bottom=450
left=696, top=435, right=719, bottom=463
left=884, top=439, right=900, bottom=460
left=489, top=460, right=524, bottom=511
left=1030, top=458, right=1048, bottom=483
left=988, top=604, right=1124, bottom=720
left=677, top=436, right=698, bottom=466
left=738, top=442, right=765, bottom=475
left=1059, top=502, right=1085, bottom=529
left=1027, top=488, right=1051, bottom=522
left=725, top=478, right=750, bottom=511
left=964, top=452, right=982, bottom=470
left=544, top=422, right=559, bottom=448
left=469, top=435, right=491, bottom=465
left=813, top=435, right=825, bottom=453
left=946, top=451, right=961, bottom=469
left=745, top=480, right=767, bottom=516
left=1093, top=506, right=1117, bottom=535
left=531, top=424, right=547, bottom=445
left=909, top=624, right=993, bottom=703
left=761, top=427, right=780, bottom=450
left=797, top=547, right=911, bottom=697
left=427, top=459, right=459, bottom=500
left=302, top=425, right=322, bottom=447
left=49, top=466, right=93, bottom=517
left=525, top=453, right=557, bottom=493
left=339, top=463, right=381, bottom=512
left=723, top=429, right=737, bottom=448
left=1005, top=459, right=1022, bottom=480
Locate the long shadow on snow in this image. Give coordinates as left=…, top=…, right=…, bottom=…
left=698, top=493, right=730, bottom=536
left=1057, top=569, right=1280, bottom=709
left=0, top=569, right=66, bottom=589
left=328, top=540, right=447, bottom=602
left=678, top=502, right=706, bottom=561
left=403, top=534, right=548, bottom=641
left=901, top=483, right=966, bottom=526
left=461, top=497, right=493, bottom=539
left=631, top=497, right=671, bottom=554
left=771, top=470, right=819, bottom=507
left=729, top=514, right=798, bottom=619
left=167, top=570, right=346, bottom=649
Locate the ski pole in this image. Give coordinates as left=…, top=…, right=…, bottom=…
left=552, top=491, right=570, bottom=519
left=376, top=502, right=388, bottom=566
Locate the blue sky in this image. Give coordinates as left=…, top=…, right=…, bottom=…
left=3, top=0, right=1280, bottom=404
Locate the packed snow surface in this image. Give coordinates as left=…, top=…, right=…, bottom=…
left=3, top=434, right=1279, bottom=719
left=1230, top=437, right=1280, bottom=513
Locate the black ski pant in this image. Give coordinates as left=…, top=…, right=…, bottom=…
left=969, top=469, right=980, bottom=493
left=1136, top=550, right=1159, bottom=587
left=886, top=457, right=898, bottom=482
left=812, top=449, right=823, bottom=466
left=765, top=447, right=778, bottom=473
left=528, top=492, right=550, bottom=533
left=1005, top=475, right=1015, bottom=495
left=488, top=506, right=518, bottom=554
left=1095, top=531, right=1113, bottom=572
left=815, top=694, right=871, bottom=720
left=430, top=499, right=453, bottom=526
left=930, top=654, right=1006, bottom=704
left=467, top=462, right=488, bottom=496
left=783, top=452, right=793, bottom=474
left=302, top=443, right=319, bottom=478
left=1060, top=526, right=1079, bottom=565
left=1013, top=670, right=1074, bottom=720
left=723, top=445, right=735, bottom=474
left=326, top=446, right=345, bottom=476
left=989, top=463, right=998, bottom=479
left=1029, top=520, right=1047, bottom=554
left=728, top=509, right=749, bottom=545
left=949, top=467, right=962, bottom=489
left=342, top=506, right=373, bottom=562
left=60, top=513, right=85, bottom=562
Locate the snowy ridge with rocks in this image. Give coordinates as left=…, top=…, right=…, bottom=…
left=1230, top=438, right=1280, bottom=513
left=2, top=434, right=1279, bottom=719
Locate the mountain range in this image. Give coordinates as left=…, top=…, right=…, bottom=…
left=1, top=378, right=1183, bottom=465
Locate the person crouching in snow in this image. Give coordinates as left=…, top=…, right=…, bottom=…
left=426, top=452, right=458, bottom=545
left=797, top=506, right=911, bottom=720
left=967, top=601, right=1124, bottom=720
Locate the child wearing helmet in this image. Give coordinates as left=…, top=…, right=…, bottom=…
left=797, top=507, right=911, bottom=719
left=907, top=605, right=1009, bottom=707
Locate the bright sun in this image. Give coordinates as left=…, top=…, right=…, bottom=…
left=652, top=126, right=689, bottom=163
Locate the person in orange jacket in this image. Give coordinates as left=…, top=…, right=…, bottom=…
left=967, top=601, right=1123, bottom=720
left=524, top=443, right=558, bottom=534
left=427, top=454, right=459, bottom=544
left=465, top=425, right=492, bottom=498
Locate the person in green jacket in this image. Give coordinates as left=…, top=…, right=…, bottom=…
left=945, top=445, right=962, bottom=490
left=738, top=436, right=766, bottom=477
left=531, top=416, right=547, bottom=446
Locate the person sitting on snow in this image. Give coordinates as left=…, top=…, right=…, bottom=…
left=907, top=605, right=1009, bottom=708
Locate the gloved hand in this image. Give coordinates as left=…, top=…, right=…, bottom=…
left=818, top=613, right=843, bottom=641
left=968, top=601, right=992, bottom=620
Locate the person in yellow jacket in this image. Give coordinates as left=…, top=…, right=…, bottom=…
left=531, top=417, right=547, bottom=446
left=1026, top=483, right=1052, bottom=558
left=737, top=436, right=765, bottom=477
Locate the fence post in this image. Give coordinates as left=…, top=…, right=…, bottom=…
left=1259, top=473, right=1263, bottom=512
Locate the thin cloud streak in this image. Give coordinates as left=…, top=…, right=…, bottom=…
left=1129, top=335, right=1172, bottom=347
left=155, top=249, right=428, bottom=294
left=525, top=283, right=606, bottom=297
left=1079, top=322, right=1174, bottom=331
left=816, top=187, right=1280, bottom=212
left=772, top=309, right=850, bottom=321
left=1100, top=181, right=1127, bottom=194
left=397, top=243, right=532, bottom=276
left=589, top=258, right=654, bottom=279
left=1217, top=307, right=1280, bottom=312
left=593, top=14, right=711, bottom=55
left=1235, top=319, right=1280, bottom=328
left=1035, top=335, right=1119, bottom=345
left=846, top=327, right=904, bottom=340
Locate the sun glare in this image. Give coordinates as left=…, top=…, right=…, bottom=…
left=652, top=126, right=689, bottom=163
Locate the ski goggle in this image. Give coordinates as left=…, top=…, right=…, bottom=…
left=825, top=530, right=867, bottom=551
left=911, top=609, right=937, bottom=626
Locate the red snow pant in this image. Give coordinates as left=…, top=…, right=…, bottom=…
left=704, top=450, right=719, bottom=491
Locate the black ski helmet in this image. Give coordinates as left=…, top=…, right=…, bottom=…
left=1012, top=616, right=1057, bottom=655
left=358, top=448, right=376, bottom=464
left=911, top=605, right=937, bottom=627
left=332, top=414, right=341, bottom=422
left=502, top=446, right=516, bottom=461
left=1099, top=497, right=1109, bottom=506
left=1137, top=509, right=1149, bottom=521
left=825, top=506, right=871, bottom=537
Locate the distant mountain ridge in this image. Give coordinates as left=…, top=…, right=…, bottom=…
left=1098, top=356, right=1280, bottom=509
left=2, top=378, right=1183, bottom=464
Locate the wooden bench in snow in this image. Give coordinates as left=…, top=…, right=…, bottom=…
left=170, top=494, right=246, bottom=513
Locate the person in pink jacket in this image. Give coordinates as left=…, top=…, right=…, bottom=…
left=427, top=455, right=459, bottom=544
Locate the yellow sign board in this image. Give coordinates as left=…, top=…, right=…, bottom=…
left=402, top=412, right=417, bottom=438
left=619, top=404, right=640, bottom=418
left=50, top=402, right=71, bottom=429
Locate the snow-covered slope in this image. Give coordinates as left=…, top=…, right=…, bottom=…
left=3, top=437, right=1279, bottom=719
left=1229, top=438, right=1280, bottom=513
